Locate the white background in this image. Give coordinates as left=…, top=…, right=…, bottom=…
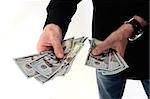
left=0, top=0, right=148, bottom=99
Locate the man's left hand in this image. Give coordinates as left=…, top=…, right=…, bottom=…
left=91, top=24, right=134, bottom=57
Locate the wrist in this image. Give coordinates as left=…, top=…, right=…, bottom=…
left=124, top=17, right=145, bottom=41
left=43, top=24, right=62, bottom=40
left=117, top=23, right=134, bottom=39
left=44, top=24, right=62, bottom=34
left=123, top=24, right=134, bottom=38
left=44, top=24, right=63, bottom=39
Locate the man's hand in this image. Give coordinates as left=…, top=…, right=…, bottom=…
left=37, top=24, right=64, bottom=58
left=91, top=24, right=134, bottom=57
left=91, top=15, right=147, bottom=57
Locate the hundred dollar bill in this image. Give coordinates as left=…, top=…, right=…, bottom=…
left=34, top=63, right=71, bottom=83
left=34, top=75, right=48, bottom=83
left=71, top=37, right=87, bottom=49
left=85, top=39, right=109, bottom=70
left=34, top=52, right=76, bottom=83
left=85, top=38, right=129, bottom=75
left=54, top=43, right=83, bottom=75
left=31, top=38, right=84, bottom=78
left=14, top=52, right=48, bottom=77
left=62, top=37, right=74, bottom=53
left=107, top=50, right=123, bottom=71
left=61, top=43, right=84, bottom=74
left=54, top=43, right=84, bottom=77
left=14, top=37, right=73, bottom=78
left=85, top=49, right=110, bottom=70
left=57, top=39, right=86, bottom=76
left=29, top=53, right=62, bottom=78
left=102, top=51, right=129, bottom=75
left=29, top=42, right=77, bottom=78
left=34, top=61, right=69, bottom=83
left=14, top=36, right=87, bottom=83
left=58, top=58, right=75, bottom=76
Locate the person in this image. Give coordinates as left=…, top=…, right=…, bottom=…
left=37, top=0, right=149, bottom=99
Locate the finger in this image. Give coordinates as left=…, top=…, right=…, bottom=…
left=115, top=47, right=125, bottom=58
left=51, top=38, right=64, bottom=58
left=91, top=42, right=110, bottom=55
left=37, top=32, right=52, bottom=52
left=37, top=42, right=52, bottom=52
left=37, top=45, right=51, bottom=52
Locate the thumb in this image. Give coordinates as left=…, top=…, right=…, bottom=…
left=115, top=47, right=125, bottom=58
left=51, top=38, right=64, bottom=58
left=91, top=42, right=110, bottom=56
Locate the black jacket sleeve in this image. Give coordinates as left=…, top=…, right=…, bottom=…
left=125, top=0, right=149, bottom=22
left=136, top=1, right=149, bottom=22
left=44, top=0, right=81, bottom=37
left=124, top=0, right=149, bottom=33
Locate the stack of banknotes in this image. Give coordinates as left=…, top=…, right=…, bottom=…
left=14, top=37, right=129, bottom=83
left=85, top=38, right=129, bottom=75
left=14, top=37, right=87, bottom=83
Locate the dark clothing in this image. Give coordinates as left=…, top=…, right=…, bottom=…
left=45, top=0, right=149, bottom=80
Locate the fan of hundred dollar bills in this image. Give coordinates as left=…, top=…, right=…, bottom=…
left=14, top=37, right=129, bottom=83
left=85, top=38, right=129, bottom=75
left=14, top=37, right=87, bottom=83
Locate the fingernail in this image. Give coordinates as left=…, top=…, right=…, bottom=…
left=57, top=53, right=64, bottom=58
left=91, top=50, right=97, bottom=56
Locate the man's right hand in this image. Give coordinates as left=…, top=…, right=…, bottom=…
left=37, top=24, right=64, bottom=58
